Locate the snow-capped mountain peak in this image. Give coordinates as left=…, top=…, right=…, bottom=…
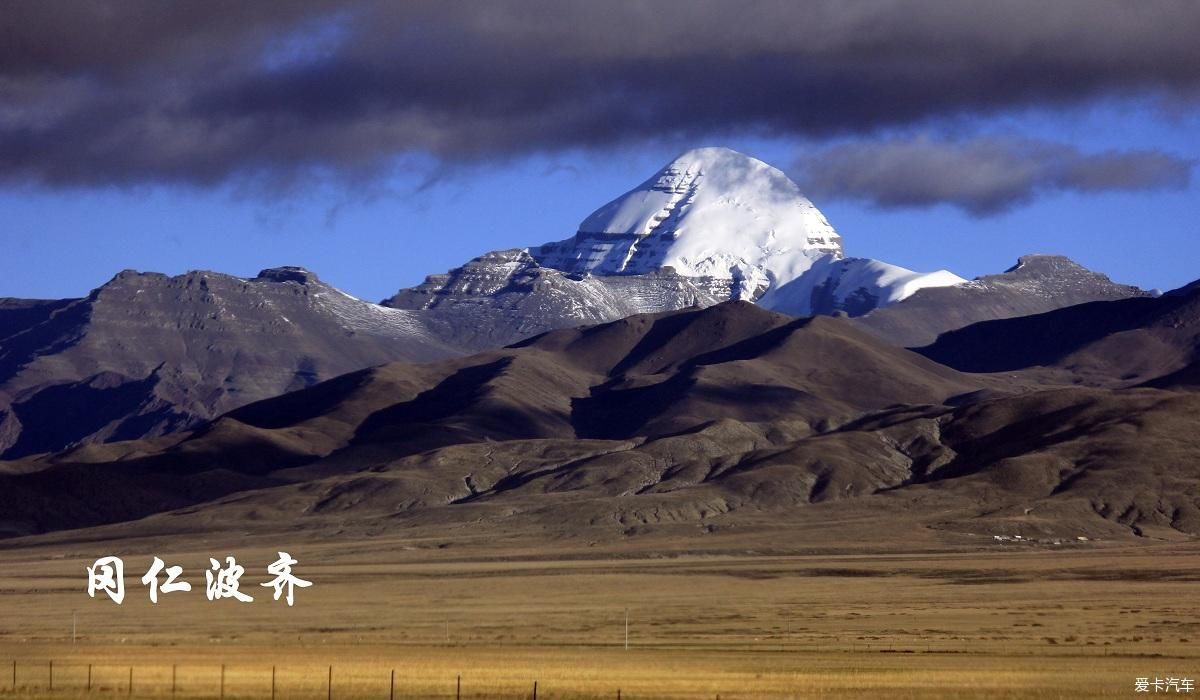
left=530, top=147, right=843, bottom=299
left=391, top=146, right=970, bottom=333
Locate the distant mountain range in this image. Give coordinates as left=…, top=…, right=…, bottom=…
left=0, top=147, right=1152, bottom=460
left=382, top=148, right=1143, bottom=353
left=384, top=147, right=970, bottom=348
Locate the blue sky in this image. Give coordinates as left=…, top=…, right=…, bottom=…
left=2, top=3, right=1198, bottom=301
left=4, top=99, right=1195, bottom=301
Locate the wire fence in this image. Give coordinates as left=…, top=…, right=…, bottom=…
left=1, top=660, right=660, bottom=699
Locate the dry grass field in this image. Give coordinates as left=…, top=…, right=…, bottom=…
left=4, top=291, right=1200, bottom=698
left=0, top=533, right=1197, bottom=698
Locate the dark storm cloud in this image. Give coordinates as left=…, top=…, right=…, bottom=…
left=2, top=0, right=1200, bottom=188
left=794, top=137, right=1193, bottom=215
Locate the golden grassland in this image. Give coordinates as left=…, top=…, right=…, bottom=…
left=0, top=535, right=1197, bottom=698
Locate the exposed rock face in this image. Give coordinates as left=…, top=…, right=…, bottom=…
left=383, top=249, right=725, bottom=351
left=0, top=267, right=459, bottom=459
left=855, top=255, right=1151, bottom=347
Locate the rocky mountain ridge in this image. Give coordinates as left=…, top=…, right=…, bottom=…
left=0, top=150, right=1152, bottom=457
left=0, top=266, right=458, bottom=459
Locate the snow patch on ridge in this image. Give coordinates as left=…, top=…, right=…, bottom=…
left=313, top=287, right=438, bottom=339
left=759, top=256, right=967, bottom=317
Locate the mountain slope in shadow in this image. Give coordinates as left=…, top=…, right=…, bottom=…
left=918, top=278, right=1200, bottom=386
left=1, top=297, right=1198, bottom=544
left=855, top=255, right=1148, bottom=348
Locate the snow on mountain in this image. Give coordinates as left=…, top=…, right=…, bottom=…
left=530, top=147, right=843, bottom=300
left=1, top=148, right=1151, bottom=464
left=854, top=255, right=1151, bottom=347
left=526, top=146, right=965, bottom=311
left=259, top=266, right=441, bottom=341
left=383, top=249, right=723, bottom=351
left=387, top=146, right=975, bottom=350
left=759, top=257, right=967, bottom=317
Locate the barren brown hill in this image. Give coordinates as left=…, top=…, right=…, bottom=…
left=919, top=277, right=1200, bottom=386
left=1, top=300, right=1197, bottom=547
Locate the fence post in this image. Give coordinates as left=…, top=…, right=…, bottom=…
left=11, top=660, right=14, bottom=691
left=220, top=664, right=225, bottom=699
left=172, top=664, right=177, bottom=697
left=128, top=666, right=132, bottom=697
left=48, top=660, right=52, bottom=691
left=272, top=665, right=276, bottom=700
left=389, top=669, right=395, bottom=700
left=457, top=674, right=461, bottom=700
left=328, top=665, right=332, bottom=700
left=88, top=664, right=92, bottom=691
left=533, top=679, right=538, bottom=700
